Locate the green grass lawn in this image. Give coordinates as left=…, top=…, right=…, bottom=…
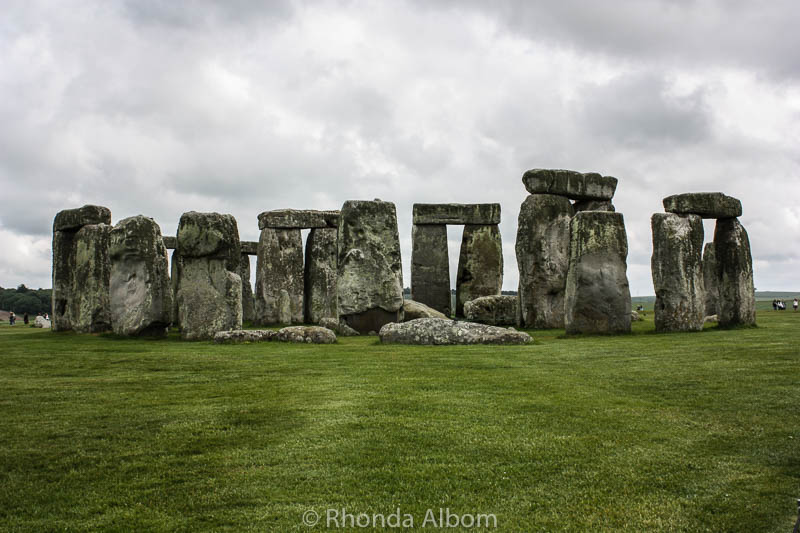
left=1, top=311, right=799, bottom=532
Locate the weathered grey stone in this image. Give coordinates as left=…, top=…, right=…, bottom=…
left=464, top=295, right=519, bottom=326
left=702, top=242, right=719, bottom=316
left=72, top=224, right=113, bottom=333
left=402, top=299, right=448, bottom=321
left=214, top=329, right=276, bottom=344
left=109, top=216, right=172, bottom=336
left=379, top=318, right=532, bottom=345
left=713, top=218, right=756, bottom=327
left=304, top=227, right=338, bottom=323
left=663, top=192, right=742, bottom=219
left=704, top=314, right=718, bottom=324
left=255, top=228, right=304, bottom=325
left=411, top=224, right=450, bottom=316
left=456, top=225, right=503, bottom=317
left=523, top=169, right=618, bottom=201
left=240, top=254, right=255, bottom=323
left=337, top=200, right=404, bottom=333
left=564, top=211, right=631, bottom=334
left=651, top=213, right=705, bottom=332
left=52, top=229, right=77, bottom=332
left=276, top=325, right=337, bottom=344
left=176, top=212, right=242, bottom=340
left=34, top=315, right=51, bottom=328
left=573, top=199, right=615, bottom=212
left=162, top=236, right=177, bottom=249
left=53, top=205, right=111, bottom=232
left=170, top=249, right=180, bottom=327
left=319, top=317, right=359, bottom=336
left=515, top=194, right=573, bottom=329
left=412, top=203, right=501, bottom=225
left=240, top=241, right=258, bottom=255
left=258, top=209, right=339, bottom=229
left=631, top=311, right=643, bottom=322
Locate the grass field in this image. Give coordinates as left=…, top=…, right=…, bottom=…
left=1, top=310, right=799, bottom=531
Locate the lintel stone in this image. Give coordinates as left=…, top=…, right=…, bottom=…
left=663, top=192, right=742, bottom=219
left=522, top=169, right=618, bottom=201
left=258, top=209, right=339, bottom=229
left=412, top=203, right=501, bottom=225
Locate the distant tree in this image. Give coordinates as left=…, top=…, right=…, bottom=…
left=17, top=284, right=29, bottom=293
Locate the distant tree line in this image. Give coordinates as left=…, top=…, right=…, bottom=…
left=0, top=285, right=51, bottom=315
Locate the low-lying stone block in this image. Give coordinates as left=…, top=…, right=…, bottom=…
left=276, top=325, right=337, bottom=344
left=463, top=295, right=518, bottom=326
left=34, top=316, right=51, bottom=328
left=379, top=318, right=532, bottom=345
left=402, top=299, right=448, bottom=321
left=319, top=317, right=360, bottom=336
left=53, top=205, right=111, bottom=232
left=412, top=203, right=501, bottom=225
left=258, top=209, right=339, bottom=229
left=214, top=329, right=277, bottom=343
left=522, top=169, right=618, bottom=201
left=663, top=192, right=742, bottom=219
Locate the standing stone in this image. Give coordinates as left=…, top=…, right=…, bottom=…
left=702, top=242, right=719, bottom=316
left=651, top=213, right=705, bottom=332
left=411, top=224, right=451, bottom=316
left=456, top=225, right=503, bottom=317
left=516, top=194, right=573, bottom=328
left=170, top=249, right=180, bottom=327
left=565, top=211, right=631, bottom=334
left=337, top=200, right=404, bottom=333
left=109, top=216, right=172, bottom=336
left=304, top=227, right=338, bottom=323
left=239, top=254, right=255, bottom=323
left=71, top=224, right=113, bottom=333
left=176, top=212, right=242, bottom=340
left=52, top=229, right=78, bottom=332
left=255, top=228, right=304, bottom=324
left=714, top=218, right=756, bottom=327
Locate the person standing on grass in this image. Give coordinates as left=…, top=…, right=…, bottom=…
left=23, top=312, right=29, bottom=325
left=9, top=312, right=15, bottom=326
left=794, top=298, right=798, bottom=312
left=773, top=299, right=778, bottom=311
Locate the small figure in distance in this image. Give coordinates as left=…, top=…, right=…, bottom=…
left=794, top=298, right=798, bottom=312
left=23, top=312, right=29, bottom=325
left=9, top=311, right=15, bottom=326
left=773, top=299, right=778, bottom=311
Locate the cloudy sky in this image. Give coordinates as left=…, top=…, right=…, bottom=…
left=2, top=0, right=799, bottom=295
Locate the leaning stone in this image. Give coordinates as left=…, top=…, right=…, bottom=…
left=379, top=318, right=532, bottom=345
left=403, top=299, right=448, bottom=321
left=702, top=242, right=718, bottom=316
left=663, top=192, right=742, bottom=219
left=72, top=224, right=113, bottom=333
left=455, top=225, right=503, bottom=317
left=304, top=227, right=338, bottom=323
left=53, top=205, right=111, bottom=232
left=213, top=329, right=277, bottom=344
left=714, top=218, right=756, bottom=327
left=411, top=224, right=451, bottom=316
left=337, top=200, right=404, bottom=333
left=258, top=209, right=339, bottom=229
left=565, top=211, right=631, bottom=334
left=240, top=254, right=255, bottom=323
left=522, top=169, right=618, bottom=201
left=240, top=241, right=258, bottom=255
left=109, top=216, right=172, bottom=336
left=34, top=316, right=51, bottom=328
left=319, top=317, right=360, bottom=336
left=412, top=203, right=501, bottom=225
left=516, top=194, right=573, bottom=328
left=463, top=295, right=518, bottom=326
left=255, top=228, right=304, bottom=324
left=573, top=199, right=615, bottom=212
left=276, top=325, right=337, bottom=344
left=162, top=236, right=177, bottom=249
left=651, top=213, right=705, bottom=332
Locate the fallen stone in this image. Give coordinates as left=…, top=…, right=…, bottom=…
left=522, top=169, right=618, bottom=201
left=516, top=194, right=573, bottom=328
left=713, top=218, right=756, bottom=327
left=276, top=325, right=337, bottom=344
left=337, top=200, right=404, bottom=332
left=109, top=216, right=172, bottom=336
left=53, top=205, right=111, bottom=232
left=258, top=209, right=339, bottom=229
left=412, top=203, right=501, bottom=225
left=663, top=192, right=742, bottom=219
left=162, top=236, right=177, bottom=249
left=255, top=228, right=304, bottom=324
left=455, top=224, right=503, bottom=317
left=573, top=199, right=615, bottom=212
left=564, top=211, right=631, bottom=334
left=411, top=224, right=451, bottom=316
left=304, top=227, right=338, bottom=323
left=34, top=316, right=51, bottom=328
left=379, top=318, right=532, bottom=345
left=702, top=242, right=718, bottom=316
left=402, top=299, right=448, bottom=321
left=214, top=329, right=277, bottom=343
left=651, top=213, right=705, bottom=332
left=319, top=317, right=360, bottom=336
left=463, top=295, right=519, bottom=326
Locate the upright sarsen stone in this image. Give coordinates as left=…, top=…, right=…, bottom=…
left=109, top=216, right=172, bottom=336
left=651, top=213, right=705, bottom=332
left=564, top=211, right=631, bottom=334
left=714, top=218, right=756, bottom=327
left=304, top=227, right=338, bottom=323
left=71, top=224, right=113, bottom=333
left=455, top=224, right=503, bottom=317
left=255, top=228, right=304, bottom=324
left=515, top=194, right=573, bottom=328
left=240, top=254, right=255, bottom=323
left=411, top=224, right=451, bottom=316
left=702, top=242, right=718, bottom=316
left=52, top=229, right=77, bottom=331
left=337, top=200, right=404, bottom=333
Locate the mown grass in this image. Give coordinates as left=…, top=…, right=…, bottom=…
left=0, top=310, right=798, bottom=532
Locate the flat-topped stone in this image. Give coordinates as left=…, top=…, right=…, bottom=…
left=522, top=169, right=618, bottom=201
left=54, top=205, right=111, bottom=232
left=663, top=193, right=742, bottom=219
left=379, top=318, right=532, bottom=345
left=162, top=236, right=177, bottom=249
left=258, top=209, right=339, bottom=229
left=240, top=241, right=258, bottom=255
left=413, top=203, right=501, bottom=225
